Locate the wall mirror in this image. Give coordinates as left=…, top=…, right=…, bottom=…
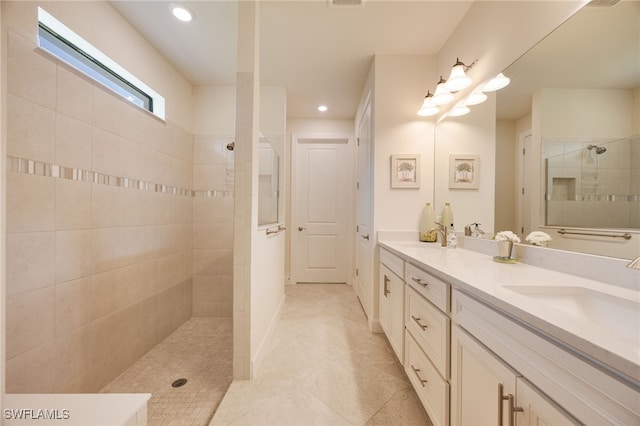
left=258, top=135, right=280, bottom=227
left=495, top=0, right=639, bottom=258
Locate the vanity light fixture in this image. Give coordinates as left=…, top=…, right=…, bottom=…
left=417, top=91, right=439, bottom=117
left=444, top=58, right=476, bottom=92
left=171, top=3, right=195, bottom=22
left=431, top=76, right=454, bottom=106
left=464, top=90, right=488, bottom=106
left=482, top=72, right=510, bottom=92
left=318, top=105, right=328, bottom=112
left=448, top=105, right=470, bottom=117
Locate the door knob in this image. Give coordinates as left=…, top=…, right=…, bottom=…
left=361, top=234, right=370, bottom=240
left=298, top=226, right=307, bottom=231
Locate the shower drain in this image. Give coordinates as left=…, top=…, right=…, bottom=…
left=171, top=378, right=188, bottom=388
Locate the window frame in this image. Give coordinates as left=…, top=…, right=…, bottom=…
left=37, top=7, right=166, bottom=121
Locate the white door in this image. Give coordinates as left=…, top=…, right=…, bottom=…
left=292, top=136, right=351, bottom=283
left=355, top=101, right=373, bottom=319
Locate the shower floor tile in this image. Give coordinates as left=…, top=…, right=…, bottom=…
left=211, top=284, right=432, bottom=426
left=101, top=317, right=232, bottom=426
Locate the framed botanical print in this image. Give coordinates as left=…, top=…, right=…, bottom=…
left=391, top=154, right=420, bottom=189
left=449, top=154, right=479, bottom=189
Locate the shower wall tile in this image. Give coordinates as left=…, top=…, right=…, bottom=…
left=55, top=230, right=94, bottom=283
left=55, top=113, right=92, bottom=170
left=6, top=232, right=55, bottom=296
left=55, top=179, right=92, bottom=230
left=56, top=66, right=93, bottom=124
left=55, top=277, right=92, bottom=336
left=6, top=286, right=56, bottom=359
left=6, top=341, right=56, bottom=394
left=193, top=249, right=234, bottom=276
left=7, top=30, right=56, bottom=109
left=92, top=127, right=124, bottom=177
left=193, top=223, right=234, bottom=249
left=53, top=324, right=93, bottom=389
left=7, top=172, right=55, bottom=233
left=92, top=85, right=125, bottom=135
left=7, top=93, right=56, bottom=163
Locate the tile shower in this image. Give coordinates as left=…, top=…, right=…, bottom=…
left=544, top=135, right=640, bottom=229
left=5, top=27, right=234, bottom=394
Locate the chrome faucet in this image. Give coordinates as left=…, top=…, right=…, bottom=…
left=626, top=256, right=640, bottom=270
left=429, top=222, right=448, bottom=247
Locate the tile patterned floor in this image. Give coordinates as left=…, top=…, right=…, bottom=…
left=101, top=317, right=233, bottom=426
left=211, top=284, right=432, bottom=426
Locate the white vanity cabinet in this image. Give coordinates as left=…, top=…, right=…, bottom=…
left=379, top=248, right=405, bottom=363
left=451, top=324, right=577, bottom=426
left=404, top=263, right=451, bottom=426
left=452, top=289, right=639, bottom=425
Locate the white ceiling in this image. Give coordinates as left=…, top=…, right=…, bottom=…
left=497, top=0, right=639, bottom=120
left=110, top=0, right=473, bottom=119
left=111, top=1, right=639, bottom=122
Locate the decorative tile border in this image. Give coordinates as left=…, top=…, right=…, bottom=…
left=7, top=156, right=234, bottom=198
left=545, top=193, right=640, bottom=202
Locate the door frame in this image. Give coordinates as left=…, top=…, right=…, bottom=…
left=517, top=129, right=532, bottom=238
left=289, top=133, right=355, bottom=285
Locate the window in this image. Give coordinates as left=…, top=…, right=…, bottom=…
left=37, top=7, right=165, bottom=120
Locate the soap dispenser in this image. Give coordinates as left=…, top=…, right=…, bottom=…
left=419, top=203, right=438, bottom=242
left=441, top=203, right=454, bottom=231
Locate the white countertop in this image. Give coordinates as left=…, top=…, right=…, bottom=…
left=378, top=239, right=640, bottom=384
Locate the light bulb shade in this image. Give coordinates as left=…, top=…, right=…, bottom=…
left=449, top=105, right=470, bottom=117
left=431, top=82, right=454, bottom=106
left=417, top=97, right=439, bottom=116
left=444, top=64, right=472, bottom=92
left=483, top=73, right=510, bottom=92
left=464, top=91, right=487, bottom=106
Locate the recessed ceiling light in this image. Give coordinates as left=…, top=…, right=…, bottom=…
left=171, top=4, right=194, bottom=22
left=318, top=105, right=328, bottom=112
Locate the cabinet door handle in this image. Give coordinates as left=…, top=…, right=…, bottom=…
left=411, top=277, right=428, bottom=287
left=498, top=384, right=523, bottom=426
left=411, top=315, right=428, bottom=330
left=498, top=383, right=506, bottom=426
left=383, top=275, right=390, bottom=297
left=411, top=365, right=427, bottom=387
left=508, top=393, right=523, bottom=426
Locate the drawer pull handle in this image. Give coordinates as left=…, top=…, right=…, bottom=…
left=411, top=365, right=427, bottom=387
left=383, top=275, right=391, bottom=297
left=498, top=383, right=523, bottom=426
left=411, top=277, right=428, bottom=287
left=411, top=315, right=428, bottom=330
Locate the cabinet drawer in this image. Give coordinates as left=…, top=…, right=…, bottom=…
left=406, top=285, right=450, bottom=378
left=380, top=248, right=404, bottom=279
left=405, top=331, right=449, bottom=426
left=406, top=263, right=450, bottom=312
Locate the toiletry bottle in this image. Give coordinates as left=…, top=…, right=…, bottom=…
left=419, top=203, right=438, bottom=242
left=441, top=202, right=454, bottom=231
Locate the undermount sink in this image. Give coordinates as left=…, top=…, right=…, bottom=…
left=502, top=285, right=640, bottom=341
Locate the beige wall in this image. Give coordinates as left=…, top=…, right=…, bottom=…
left=4, top=1, right=193, bottom=393
left=373, top=55, right=437, bottom=232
